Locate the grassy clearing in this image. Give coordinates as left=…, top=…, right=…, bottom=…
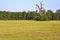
left=0, top=20, right=60, bottom=40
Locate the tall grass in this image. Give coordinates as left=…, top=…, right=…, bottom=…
left=0, top=20, right=60, bottom=40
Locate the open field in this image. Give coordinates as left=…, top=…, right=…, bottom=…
left=0, top=20, right=60, bottom=40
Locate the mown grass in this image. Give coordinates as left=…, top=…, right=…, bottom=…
left=0, top=20, right=60, bottom=40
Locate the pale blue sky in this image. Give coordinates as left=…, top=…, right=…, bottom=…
left=0, top=0, right=60, bottom=12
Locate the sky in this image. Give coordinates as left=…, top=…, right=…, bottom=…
left=0, top=0, right=60, bottom=12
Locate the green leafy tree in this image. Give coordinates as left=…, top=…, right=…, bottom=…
left=46, top=10, right=53, bottom=20
left=56, top=9, right=60, bottom=20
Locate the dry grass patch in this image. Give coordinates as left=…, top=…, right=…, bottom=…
left=0, top=20, right=60, bottom=40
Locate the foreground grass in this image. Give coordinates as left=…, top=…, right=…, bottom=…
left=0, top=20, right=60, bottom=40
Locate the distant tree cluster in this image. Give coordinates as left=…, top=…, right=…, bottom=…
left=0, top=9, right=60, bottom=21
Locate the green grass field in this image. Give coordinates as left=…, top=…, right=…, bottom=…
left=0, top=20, right=60, bottom=40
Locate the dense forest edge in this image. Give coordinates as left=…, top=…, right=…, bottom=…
left=0, top=9, right=60, bottom=21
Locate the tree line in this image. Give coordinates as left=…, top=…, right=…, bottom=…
left=0, top=9, right=60, bottom=21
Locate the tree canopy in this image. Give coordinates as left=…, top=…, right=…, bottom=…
left=0, top=9, right=60, bottom=21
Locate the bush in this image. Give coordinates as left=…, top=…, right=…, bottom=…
left=34, top=16, right=40, bottom=21
left=34, top=15, right=49, bottom=21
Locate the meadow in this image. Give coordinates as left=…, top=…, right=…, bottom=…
left=0, top=20, right=60, bottom=40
